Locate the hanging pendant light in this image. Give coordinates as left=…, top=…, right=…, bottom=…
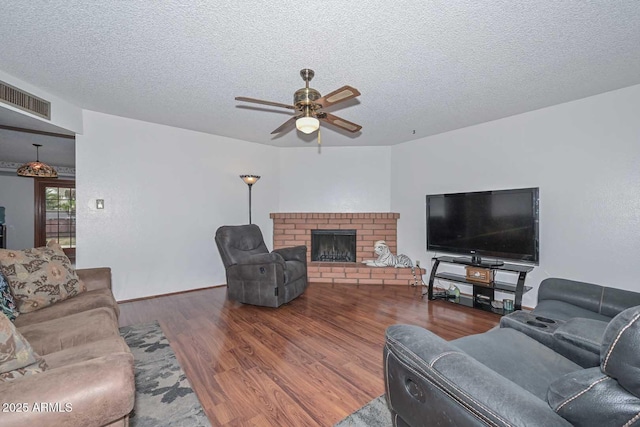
left=17, top=144, right=58, bottom=178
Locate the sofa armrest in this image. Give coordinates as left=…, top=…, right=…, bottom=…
left=384, top=325, right=572, bottom=427
left=76, top=267, right=112, bottom=292
left=0, top=352, right=134, bottom=427
left=272, top=246, right=307, bottom=264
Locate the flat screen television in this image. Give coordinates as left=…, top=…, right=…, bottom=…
left=426, top=187, right=539, bottom=265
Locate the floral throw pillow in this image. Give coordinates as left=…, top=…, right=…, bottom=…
left=0, top=313, right=47, bottom=382
left=0, top=242, right=86, bottom=313
left=0, top=272, right=18, bottom=321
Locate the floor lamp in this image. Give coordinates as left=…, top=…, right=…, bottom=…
left=240, top=175, right=260, bottom=224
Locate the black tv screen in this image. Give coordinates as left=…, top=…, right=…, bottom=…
left=426, top=188, right=539, bottom=264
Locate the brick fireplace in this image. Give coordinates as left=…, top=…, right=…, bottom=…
left=270, top=213, right=425, bottom=285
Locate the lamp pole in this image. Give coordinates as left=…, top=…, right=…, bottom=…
left=240, top=175, right=261, bottom=224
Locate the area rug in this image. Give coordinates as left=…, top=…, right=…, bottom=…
left=120, top=321, right=211, bottom=427
left=334, top=395, right=393, bottom=427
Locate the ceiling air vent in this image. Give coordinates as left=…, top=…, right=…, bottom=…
left=0, top=81, right=51, bottom=120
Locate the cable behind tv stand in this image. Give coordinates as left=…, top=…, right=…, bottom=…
left=427, top=256, right=533, bottom=314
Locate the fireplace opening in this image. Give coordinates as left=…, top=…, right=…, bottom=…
left=311, top=229, right=356, bottom=263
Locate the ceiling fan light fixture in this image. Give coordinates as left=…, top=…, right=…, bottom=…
left=235, top=69, right=361, bottom=138
left=17, top=144, right=58, bottom=178
left=296, top=116, right=319, bottom=134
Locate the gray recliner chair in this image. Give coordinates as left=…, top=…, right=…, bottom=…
left=215, top=224, right=308, bottom=308
left=384, top=305, right=640, bottom=426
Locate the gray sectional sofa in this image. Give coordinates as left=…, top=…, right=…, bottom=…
left=384, top=278, right=640, bottom=426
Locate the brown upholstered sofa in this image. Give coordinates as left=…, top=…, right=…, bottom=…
left=0, top=267, right=135, bottom=427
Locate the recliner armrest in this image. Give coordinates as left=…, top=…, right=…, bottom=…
left=272, top=245, right=307, bottom=264
left=0, top=352, right=134, bottom=427
left=553, top=318, right=606, bottom=355
left=234, top=252, right=285, bottom=267
left=384, top=325, right=571, bottom=427
left=548, top=367, right=640, bottom=426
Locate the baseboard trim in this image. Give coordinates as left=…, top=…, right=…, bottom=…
left=117, top=284, right=226, bottom=304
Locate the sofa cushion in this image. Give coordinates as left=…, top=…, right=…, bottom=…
left=0, top=242, right=86, bottom=313
left=600, top=305, right=640, bottom=396
left=0, top=352, right=135, bottom=427
left=13, top=288, right=119, bottom=328
left=452, top=328, right=582, bottom=400
left=548, top=367, right=640, bottom=427
left=43, top=336, right=130, bottom=370
left=0, top=312, right=47, bottom=382
left=0, top=271, right=18, bottom=321
left=215, top=224, right=270, bottom=267
left=18, top=307, right=119, bottom=355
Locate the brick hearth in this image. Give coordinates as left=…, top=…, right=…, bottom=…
left=270, top=213, right=425, bottom=285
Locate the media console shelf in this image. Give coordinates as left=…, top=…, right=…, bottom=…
left=426, top=256, right=533, bottom=314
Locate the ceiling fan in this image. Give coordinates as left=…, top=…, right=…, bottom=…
left=235, top=69, right=362, bottom=137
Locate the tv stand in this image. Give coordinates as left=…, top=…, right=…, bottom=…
left=453, top=256, right=504, bottom=267
left=426, top=256, right=533, bottom=314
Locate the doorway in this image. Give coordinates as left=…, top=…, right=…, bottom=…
left=34, top=178, right=75, bottom=260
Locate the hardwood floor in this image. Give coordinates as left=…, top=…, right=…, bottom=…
left=118, top=283, right=500, bottom=426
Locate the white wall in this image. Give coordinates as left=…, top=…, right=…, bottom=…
left=278, top=146, right=391, bottom=212
left=76, top=111, right=280, bottom=301
left=0, top=173, right=34, bottom=249
left=391, top=84, right=640, bottom=307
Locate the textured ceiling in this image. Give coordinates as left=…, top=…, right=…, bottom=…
left=1, top=1, right=639, bottom=151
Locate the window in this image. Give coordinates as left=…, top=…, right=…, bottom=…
left=34, top=179, right=75, bottom=260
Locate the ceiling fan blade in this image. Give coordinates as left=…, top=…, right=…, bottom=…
left=314, top=85, right=361, bottom=108
left=319, top=112, right=362, bottom=133
left=235, top=97, right=296, bottom=110
left=271, top=115, right=300, bottom=134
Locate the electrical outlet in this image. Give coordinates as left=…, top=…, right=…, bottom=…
left=416, top=260, right=421, bottom=267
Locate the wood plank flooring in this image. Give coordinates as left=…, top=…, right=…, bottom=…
left=118, top=283, right=500, bottom=426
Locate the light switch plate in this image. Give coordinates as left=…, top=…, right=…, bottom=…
left=96, top=199, right=104, bottom=209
